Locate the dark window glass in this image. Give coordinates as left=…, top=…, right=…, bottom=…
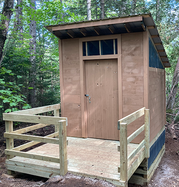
left=115, top=39, right=117, bottom=54
left=101, top=39, right=113, bottom=55
left=83, top=42, right=86, bottom=56
left=87, top=41, right=100, bottom=56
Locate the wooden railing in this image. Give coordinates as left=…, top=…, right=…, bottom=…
left=118, top=107, right=150, bottom=182
left=3, top=104, right=68, bottom=176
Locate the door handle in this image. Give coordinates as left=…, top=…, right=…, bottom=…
left=85, top=94, right=91, bottom=103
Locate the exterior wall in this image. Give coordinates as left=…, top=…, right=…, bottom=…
left=121, top=32, right=144, bottom=143
left=61, top=38, right=82, bottom=137
left=148, top=37, right=165, bottom=142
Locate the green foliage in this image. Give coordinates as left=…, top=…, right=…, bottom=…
left=0, top=67, right=31, bottom=120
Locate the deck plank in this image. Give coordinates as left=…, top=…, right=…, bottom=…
left=7, top=137, right=138, bottom=186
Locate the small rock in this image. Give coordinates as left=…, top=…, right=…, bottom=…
left=2, top=173, right=14, bottom=179
left=46, top=175, right=63, bottom=183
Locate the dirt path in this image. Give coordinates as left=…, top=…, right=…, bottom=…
left=0, top=124, right=179, bottom=187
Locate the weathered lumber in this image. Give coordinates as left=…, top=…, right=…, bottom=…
left=128, top=147, right=145, bottom=180
left=127, top=125, right=145, bottom=144
left=12, top=104, right=61, bottom=115
left=59, top=120, right=67, bottom=176
left=118, top=107, right=145, bottom=127
left=5, top=121, right=14, bottom=159
left=128, top=140, right=145, bottom=161
left=4, top=133, right=59, bottom=144
left=13, top=132, right=58, bottom=151
left=54, top=109, right=60, bottom=132
left=120, top=123, right=127, bottom=182
left=5, top=149, right=60, bottom=163
left=144, top=109, right=150, bottom=158
left=3, top=113, right=66, bottom=125
left=12, top=123, right=50, bottom=134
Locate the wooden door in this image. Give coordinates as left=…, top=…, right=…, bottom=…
left=85, top=59, right=119, bottom=140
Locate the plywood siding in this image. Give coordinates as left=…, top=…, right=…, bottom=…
left=149, top=68, right=165, bottom=142
left=121, top=33, right=144, bottom=143
left=61, top=39, right=82, bottom=137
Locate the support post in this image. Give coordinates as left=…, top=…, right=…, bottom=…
left=120, top=123, right=128, bottom=183
left=54, top=109, right=60, bottom=132
left=5, top=121, right=14, bottom=174
left=59, top=120, right=67, bottom=176
left=144, top=109, right=150, bottom=158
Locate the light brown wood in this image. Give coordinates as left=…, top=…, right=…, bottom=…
left=144, top=109, right=150, bottom=158
left=127, top=125, right=145, bottom=144
left=13, top=104, right=60, bottom=115
left=59, top=121, right=67, bottom=176
left=51, top=16, right=143, bottom=31
left=13, top=132, right=58, bottom=151
left=12, top=123, right=50, bottom=134
left=85, top=59, right=118, bottom=140
left=54, top=109, right=60, bottom=132
left=148, top=67, right=165, bottom=142
left=147, top=26, right=155, bottom=29
left=120, top=123, right=127, bottom=182
left=5, top=121, right=14, bottom=160
left=3, top=113, right=66, bottom=125
left=119, top=107, right=145, bottom=126
left=143, top=30, right=149, bottom=110
left=62, top=38, right=81, bottom=138
left=5, top=149, right=60, bottom=163
left=4, top=132, right=59, bottom=144
left=151, top=35, right=159, bottom=38
left=121, top=32, right=144, bottom=143
left=128, top=140, right=145, bottom=161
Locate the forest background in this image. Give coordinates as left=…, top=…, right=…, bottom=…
left=0, top=0, right=179, bottom=125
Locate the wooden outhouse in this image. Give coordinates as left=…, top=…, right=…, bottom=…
left=46, top=13, right=170, bottom=184
left=3, top=13, right=170, bottom=187
left=46, top=14, right=169, bottom=142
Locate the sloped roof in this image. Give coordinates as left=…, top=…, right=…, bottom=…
left=45, top=13, right=170, bottom=68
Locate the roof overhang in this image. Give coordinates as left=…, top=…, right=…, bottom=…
left=45, top=13, right=170, bottom=68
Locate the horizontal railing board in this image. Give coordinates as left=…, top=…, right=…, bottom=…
left=3, top=113, right=67, bottom=125
left=13, top=132, right=58, bottom=151
left=118, top=107, right=145, bottom=126
left=128, top=140, right=145, bottom=161
left=11, top=104, right=61, bottom=115
left=4, top=132, right=59, bottom=144
left=12, top=123, right=50, bottom=134
left=127, top=125, right=145, bottom=144
left=5, top=149, right=60, bottom=163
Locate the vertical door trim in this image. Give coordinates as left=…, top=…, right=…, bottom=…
left=117, top=35, right=122, bottom=141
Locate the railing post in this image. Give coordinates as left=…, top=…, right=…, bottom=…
left=144, top=109, right=150, bottom=158
left=54, top=109, right=60, bottom=132
left=120, top=123, right=128, bottom=183
left=5, top=121, right=14, bottom=174
left=59, top=120, right=67, bottom=176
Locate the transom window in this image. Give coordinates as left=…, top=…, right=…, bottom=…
left=83, top=39, right=117, bottom=56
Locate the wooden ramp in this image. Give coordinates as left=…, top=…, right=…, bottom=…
left=6, top=137, right=142, bottom=187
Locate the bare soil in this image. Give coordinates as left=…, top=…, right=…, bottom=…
left=0, top=122, right=179, bottom=187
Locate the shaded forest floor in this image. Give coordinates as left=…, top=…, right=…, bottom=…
left=0, top=123, right=179, bottom=187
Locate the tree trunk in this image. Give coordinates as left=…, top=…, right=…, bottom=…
left=132, top=0, right=137, bottom=14
left=166, top=58, right=179, bottom=109
left=100, top=0, right=105, bottom=19
left=14, top=0, right=23, bottom=38
left=29, top=0, right=36, bottom=108
left=87, top=0, right=91, bottom=20
left=156, top=0, right=160, bottom=22
left=0, top=0, right=14, bottom=66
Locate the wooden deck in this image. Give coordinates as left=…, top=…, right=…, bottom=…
left=3, top=104, right=150, bottom=187
left=6, top=137, right=140, bottom=186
